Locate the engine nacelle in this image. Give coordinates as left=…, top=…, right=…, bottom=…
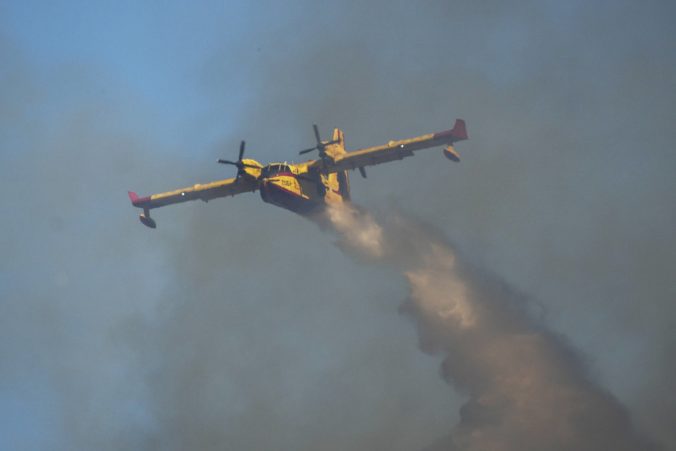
left=443, top=145, right=460, bottom=162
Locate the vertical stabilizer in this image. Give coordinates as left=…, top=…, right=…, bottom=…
left=325, top=128, right=346, bottom=160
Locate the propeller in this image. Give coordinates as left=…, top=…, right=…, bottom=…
left=218, top=140, right=259, bottom=179
left=298, top=124, right=340, bottom=157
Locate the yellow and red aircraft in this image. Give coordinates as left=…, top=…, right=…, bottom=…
left=128, top=119, right=468, bottom=228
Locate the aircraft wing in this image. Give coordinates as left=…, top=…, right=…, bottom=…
left=128, top=177, right=257, bottom=227
left=327, top=119, right=468, bottom=174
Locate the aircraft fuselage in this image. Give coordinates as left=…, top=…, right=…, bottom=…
left=257, top=162, right=349, bottom=215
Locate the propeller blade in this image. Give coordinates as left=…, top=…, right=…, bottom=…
left=298, top=125, right=339, bottom=156
left=359, top=167, right=367, bottom=178
left=313, top=124, right=321, bottom=144
left=299, top=147, right=317, bottom=155
left=218, top=159, right=238, bottom=165
left=238, top=140, right=246, bottom=160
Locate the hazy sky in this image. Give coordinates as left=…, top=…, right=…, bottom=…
left=1, top=1, right=675, bottom=450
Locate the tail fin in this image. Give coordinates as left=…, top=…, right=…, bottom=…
left=331, top=128, right=345, bottom=146
left=325, top=128, right=346, bottom=160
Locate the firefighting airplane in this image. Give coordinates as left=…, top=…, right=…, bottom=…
left=128, top=119, right=468, bottom=228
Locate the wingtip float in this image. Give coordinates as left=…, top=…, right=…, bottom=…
left=129, top=119, right=468, bottom=228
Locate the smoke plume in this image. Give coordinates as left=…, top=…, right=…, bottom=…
left=2, top=1, right=675, bottom=449
left=322, top=202, right=657, bottom=451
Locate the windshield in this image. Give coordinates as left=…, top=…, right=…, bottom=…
left=262, top=164, right=291, bottom=178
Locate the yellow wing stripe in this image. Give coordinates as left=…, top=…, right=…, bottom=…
left=327, top=120, right=467, bottom=173
left=132, top=178, right=257, bottom=209
left=150, top=179, right=236, bottom=200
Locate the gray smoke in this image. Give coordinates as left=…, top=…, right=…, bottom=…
left=323, top=203, right=658, bottom=450
left=2, top=1, right=675, bottom=450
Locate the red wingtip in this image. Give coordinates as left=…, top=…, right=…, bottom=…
left=128, top=191, right=139, bottom=204
left=129, top=191, right=152, bottom=208
left=451, top=119, right=468, bottom=141
left=432, top=118, right=468, bottom=143
left=128, top=191, right=151, bottom=207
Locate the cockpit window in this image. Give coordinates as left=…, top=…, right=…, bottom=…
left=262, top=164, right=292, bottom=177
